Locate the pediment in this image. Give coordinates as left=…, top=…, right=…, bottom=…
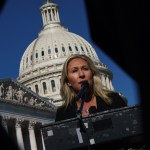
left=0, top=78, right=57, bottom=112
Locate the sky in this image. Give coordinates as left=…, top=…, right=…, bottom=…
left=0, top=0, right=140, bottom=105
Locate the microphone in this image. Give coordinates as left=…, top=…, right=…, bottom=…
left=75, top=81, right=89, bottom=101
left=89, top=106, right=97, bottom=114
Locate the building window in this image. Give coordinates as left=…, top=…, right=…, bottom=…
left=86, top=47, right=89, bottom=52
left=55, top=48, right=58, bottom=53
left=36, top=53, right=38, bottom=58
left=42, top=51, right=44, bottom=56
left=62, top=46, right=65, bottom=52
left=69, top=46, right=72, bottom=51
left=43, top=82, right=47, bottom=94
left=75, top=46, right=78, bottom=51
left=26, top=57, right=28, bottom=63
left=48, top=49, right=51, bottom=54
left=35, top=84, right=39, bottom=94
left=51, top=80, right=56, bottom=92
left=81, top=46, right=84, bottom=51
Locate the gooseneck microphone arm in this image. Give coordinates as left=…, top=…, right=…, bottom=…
left=76, top=93, right=86, bottom=120
left=75, top=81, right=89, bottom=102
left=76, top=81, right=89, bottom=116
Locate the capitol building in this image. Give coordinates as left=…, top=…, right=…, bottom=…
left=17, top=0, right=115, bottom=108
left=0, top=0, right=124, bottom=150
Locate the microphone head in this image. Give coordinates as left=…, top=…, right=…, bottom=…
left=81, top=81, right=89, bottom=88
left=89, top=106, right=97, bottom=114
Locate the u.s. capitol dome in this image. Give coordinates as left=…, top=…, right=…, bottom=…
left=17, top=0, right=114, bottom=107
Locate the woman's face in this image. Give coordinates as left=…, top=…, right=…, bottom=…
left=67, top=58, right=93, bottom=93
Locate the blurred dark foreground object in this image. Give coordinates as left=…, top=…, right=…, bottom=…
left=0, top=124, right=20, bottom=150
left=0, top=0, right=6, bottom=13
left=84, top=0, right=148, bottom=149
left=0, top=1, right=19, bottom=149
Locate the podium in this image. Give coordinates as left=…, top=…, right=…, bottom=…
left=41, top=105, right=144, bottom=150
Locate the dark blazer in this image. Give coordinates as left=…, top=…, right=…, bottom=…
left=55, top=92, right=127, bottom=122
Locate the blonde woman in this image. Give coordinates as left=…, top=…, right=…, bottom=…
left=55, top=54, right=127, bottom=121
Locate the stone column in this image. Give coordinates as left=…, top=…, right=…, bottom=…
left=2, top=117, right=8, bottom=133
left=15, top=119, right=25, bottom=150
left=56, top=9, right=60, bottom=22
left=41, top=130, right=46, bottom=150
left=106, top=76, right=110, bottom=90
left=28, top=121, right=37, bottom=150
left=43, top=11, right=46, bottom=25
left=109, top=80, right=114, bottom=90
left=51, top=9, right=54, bottom=21
left=101, top=74, right=106, bottom=87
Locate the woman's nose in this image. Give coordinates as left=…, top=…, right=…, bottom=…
left=79, top=70, right=85, bottom=78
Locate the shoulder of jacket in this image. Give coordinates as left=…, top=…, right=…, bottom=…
left=107, top=91, right=128, bottom=104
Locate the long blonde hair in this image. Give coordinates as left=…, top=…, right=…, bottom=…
left=60, top=54, right=112, bottom=107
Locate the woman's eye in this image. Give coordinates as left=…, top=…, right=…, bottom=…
left=83, top=67, right=89, bottom=70
left=72, top=69, right=77, bottom=73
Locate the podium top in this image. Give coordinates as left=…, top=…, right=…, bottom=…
left=41, top=104, right=144, bottom=150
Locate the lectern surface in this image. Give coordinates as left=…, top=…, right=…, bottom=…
left=41, top=105, right=144, bottom=150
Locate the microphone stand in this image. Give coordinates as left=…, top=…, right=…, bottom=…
left=76, top=92, right=91, bottom=150
left=76, top=93, right=86, bottom=132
